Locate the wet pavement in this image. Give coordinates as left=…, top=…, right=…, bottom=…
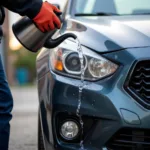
left=9, top=86, right=39, bottom=150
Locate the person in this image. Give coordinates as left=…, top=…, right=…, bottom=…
left=0, top=0, right=61, bottom=149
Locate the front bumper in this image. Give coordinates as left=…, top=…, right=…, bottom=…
left=39, top=47, right=150, bottom=150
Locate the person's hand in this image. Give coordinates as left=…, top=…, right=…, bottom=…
left=33, top=2, right=62, bottom=32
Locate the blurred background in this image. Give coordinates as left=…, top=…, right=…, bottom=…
left=0, top=0, right=67, bottom=149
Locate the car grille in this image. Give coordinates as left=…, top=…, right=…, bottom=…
left=107, top=128, right=150, bottom=150
left=127, top=60, right=150, bottom=109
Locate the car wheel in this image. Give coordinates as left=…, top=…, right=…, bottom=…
left=38, top=111, right=45, bottom=150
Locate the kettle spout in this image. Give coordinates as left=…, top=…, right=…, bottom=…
left=44, top=33, right=77, bottom=49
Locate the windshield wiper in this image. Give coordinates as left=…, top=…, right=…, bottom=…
left=133, top=12, right=150, bottom=15
left=75, top=12, right=119, bottom=16
left=96, top=12, right=119, bottom=16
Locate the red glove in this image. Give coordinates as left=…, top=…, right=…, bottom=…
left=33, top=2, right=61, bottom=32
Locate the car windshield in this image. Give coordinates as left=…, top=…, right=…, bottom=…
left=74, top=0, right=150, bottom=16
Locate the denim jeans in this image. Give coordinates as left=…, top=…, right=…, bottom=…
left=0, top=56, right=13, bottom=150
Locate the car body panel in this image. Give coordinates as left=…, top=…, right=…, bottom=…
left=60, top=15, right=150, bottom=53
left=37, top=45, right=150, bottom=149
left=36, top=48, right=50, bottom=79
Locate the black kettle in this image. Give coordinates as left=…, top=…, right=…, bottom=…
left=12, top=16, right=77, bottom=52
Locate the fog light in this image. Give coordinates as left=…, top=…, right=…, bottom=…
left=60, top=121, right=79, bottom=140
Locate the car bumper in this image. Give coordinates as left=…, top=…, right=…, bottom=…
left=39, top=47, right=150, bottom=150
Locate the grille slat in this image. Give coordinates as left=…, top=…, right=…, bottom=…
left=127, top=61, right=150, bottom=107
left=114, top=140, right=150, bottom=145
left=135, top=73, right=150, bottom=79
left=132, top=80, right=150, bottom=86
left=136, top=67, right=150, bottom=72
left=136, top=87, right=150, bottom=93
left=107, top=128, right=150, bottom=150
left=120, top=134, right=150, bottom=139
left=111, top=143, right=136, bottom=148
left=135, top=74, right=150, bottom=78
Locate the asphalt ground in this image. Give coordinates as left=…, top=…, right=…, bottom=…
left=9, top=87, right=39, bottom=150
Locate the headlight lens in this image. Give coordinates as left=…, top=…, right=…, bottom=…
left=88, top=58, right=118, bottom=78
left=50, top=44, right=118, bottom=81
left=63, top=52, right=87, bottom=75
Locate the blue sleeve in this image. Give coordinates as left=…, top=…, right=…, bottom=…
left=1, top=0, right=43, bottom=19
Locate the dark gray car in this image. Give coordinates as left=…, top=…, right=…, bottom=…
left=36, top=0, right=150, bottom=150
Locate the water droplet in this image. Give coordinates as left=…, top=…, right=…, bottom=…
left=115, top=55, right=118, bottom=59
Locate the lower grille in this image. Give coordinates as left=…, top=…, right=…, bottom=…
left=107, top=128, right=150, bottom=150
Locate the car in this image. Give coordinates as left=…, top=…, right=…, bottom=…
left=47, top=0, right=67, bottom=11
left=36, top=0, right=150, bottom=150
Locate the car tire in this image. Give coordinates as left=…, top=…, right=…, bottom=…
left=38, top=110, right=45, bottom=150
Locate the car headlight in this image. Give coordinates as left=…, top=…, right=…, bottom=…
left=50, top=43, right=118, bottom=81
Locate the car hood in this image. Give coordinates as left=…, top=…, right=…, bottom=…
left=62, top=15, right=150, bottom=53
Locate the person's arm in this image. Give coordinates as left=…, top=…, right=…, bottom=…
left=1, top=0, right=42, bottom=19
left=1, top=0, right=61, bottom=32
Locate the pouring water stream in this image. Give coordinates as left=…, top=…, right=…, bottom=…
left=58, top=31, right=85, bottom=149
left=76, top=38, right=86, bottom=150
